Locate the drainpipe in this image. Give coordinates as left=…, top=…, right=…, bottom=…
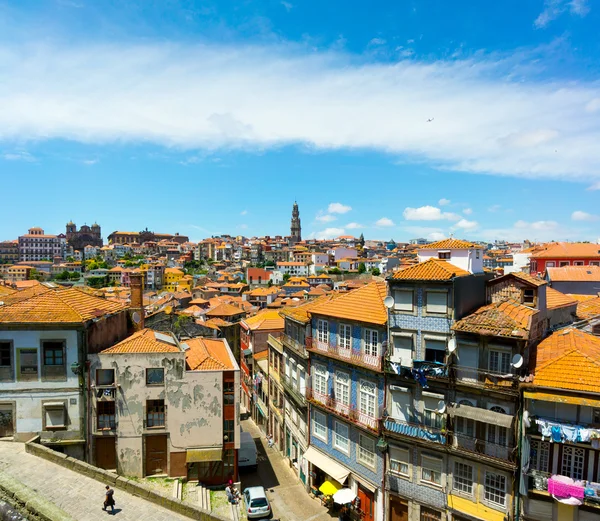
left=514, top=395, right=523, bottom=521
left=86, top=359, right=91, bottom=462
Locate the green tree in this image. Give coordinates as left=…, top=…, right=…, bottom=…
left=54, top=270, right=70, bottom=281
left=329, top=267, right=341, bottom=275
left=282, top=273, right=291, bottom=283
left=358, top=262, right=366, bottom=274
left=28, top=268, right=43, bottom=281
left=68, top=271, right=81, bottom=280
left=66, top=256, right=75, bottom=262
left=86, top=276, right=107, bottom=288
left=370, top=267, right=381, bottom=276
left=265, top=260, right=275, bottom=267
left=358, top=233, right=365, bottom=248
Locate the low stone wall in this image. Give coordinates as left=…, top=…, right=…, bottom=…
left=25, top=439, right=228, bottom=521
left=0, top=472, right=75, bottom=521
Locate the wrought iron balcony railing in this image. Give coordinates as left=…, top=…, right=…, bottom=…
left=307, top=337, right=382, bottom=371
left=307, top=388, right=380, bottom=432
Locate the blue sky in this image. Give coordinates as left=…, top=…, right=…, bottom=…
left=1, top=0, right=600, bottom=243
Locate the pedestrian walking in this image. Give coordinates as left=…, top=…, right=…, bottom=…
left=103, top=485, right=116, bottom=514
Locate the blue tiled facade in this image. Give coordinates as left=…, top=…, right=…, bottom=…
left=311, top=319, right=388, bottom=353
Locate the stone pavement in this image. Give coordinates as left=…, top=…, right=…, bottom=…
left=0, top=442, right=191, bottom=521
left=240, top=419, right=335, bottom=521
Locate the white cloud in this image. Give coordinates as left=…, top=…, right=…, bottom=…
left=316, top=213, right=337, bottom=223
left=240, top=210, right=248, bottom=215
left=375, top=217, right=395, bottom=227
left=369, top=38, right=386, bottom=46
left=428, top=232, right=446, bottom=241
left=2, top=42, right=600, bottom=182
left=346, top=222, right=365, bottom=229
left=488, top=204, right=502, bottom=213
left=571, top=210, right=598, bottom=222
left=238, top=224, right=248, bottom=230
left=463, top=208, right=473, bottom=215
left=514, top=219, right=559, bottom=231
left=588, top=182, right=600, bottom=191
left=314, top=227, right=345, bottom=240
left=403, top=206, right=460, bottom=221
left=453, top=218, right=479, bottom=231
left=2, top=150, right=35, bottom=162
left=328, top=202, right=352, bottom=214
left=438, top=198, right=451, bottom=206
left=586, top=98, right=600, bottom=113
left=534, top=0, right=590, bottom=28
left=82, top=159, right=98, bottom=165
left=280, top=1, right=293, bottom=11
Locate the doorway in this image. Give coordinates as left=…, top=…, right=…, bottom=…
left=145, top=435, right=168, bottom=476
left=95, top=437, right=116, bottom=470
left=389, top=496, right=408, bottom=521
left=357, top=485, right=375, bottom=521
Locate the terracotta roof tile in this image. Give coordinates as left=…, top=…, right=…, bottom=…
left=547, top=265, right=600, bottom=282
left=545, top=287, right=577, bottom=310
left=205, top=302, right=246, bottom=318
left=390, top=258, right=471, bottom=281
left=0, top=285, right=17, bottom=297
left=0, top=283, right=54, bottom=305
left=531, top=242, right=600, bottom=259
left=185, top=337, right=235, bottom=371
left=508, top=272, right=547, bottom=287
left=576, top=297, right=600, bottom=320
left=102, top=329, right=181, bottom=354
left=452, top=299, right=537, bottom=339
left=242, top=309, right=284, bottom=331
left=280, top=293, right=343, bottom=323
left=308, top=281, right=387, bottom=325
left=534, top=328, right=600, bottom=392
left=419, top=239, right=478, bottom=250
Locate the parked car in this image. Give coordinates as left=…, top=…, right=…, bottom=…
left=239, top=431, right=258, bottom=472
left=243, top=486, right=271, bottom=519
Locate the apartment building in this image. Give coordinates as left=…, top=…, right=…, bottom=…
left=18, top=227, right=64, bottom=262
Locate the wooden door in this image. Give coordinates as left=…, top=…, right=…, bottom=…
left=357, top=485, right=375, bottom=521
left=0, top=407, right=14, bottom=437
left=389, top=496, right=408, bottom=521
left=95, top=437, right=116, bottom=470
left=145, top=435, right=168, bottom=476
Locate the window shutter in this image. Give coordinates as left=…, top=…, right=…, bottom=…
left=394, top=290, right=413, bottom=311
left=426, top=292, right=447, bottom=313
left=391, top=336, right=413, bottom=367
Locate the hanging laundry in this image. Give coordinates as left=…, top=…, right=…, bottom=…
left=536, top=419, right=552, bottom=440
left=562, top=425, right=579, bottom=443
left=551, top=425, right=563, bottom=443
left=578, top=428, right=591, bottom=443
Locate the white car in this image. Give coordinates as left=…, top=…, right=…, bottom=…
left=243, top=486, right=272, bottom=519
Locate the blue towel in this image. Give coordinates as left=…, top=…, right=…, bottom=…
left=551, top=425, right=563, bottom=443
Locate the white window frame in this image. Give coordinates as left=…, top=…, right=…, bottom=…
left=487, top=406, right=508, bottom=447
left=453, top=461, right=474, bottom=495
left=394, top=290, right=413, bottom=312
left=364, top=329, right=379, bottom=357
left=455, top=399, right=475, bottom=437
left=333, top=421, right=350, bottom=454
left=317, top=319, right=329, bottom=343
left=489, top=350, right=511, bottom=374
left=359, top=379, right=377, bottom=419
left=529, top=439, right=550, bottom=472
left=561, top=446, right=585, bottom=480
left=313, top=364, right=327, bottom=396
left=425, top=291, right=448, bottom=314
left=389, top=447, right=410, bottom=479
left=339, top=324, right=352, bottom=351
left=545, top=261, right=556, bottom=267
left=334, top=371, right=350, bottom=406
left=420, top=455, right=443, bottom=486
left=484, top=471, right=506, bottom=507
left=357, top=433, right=376, bottom=470
left=312, top=410, right=327, bottom=442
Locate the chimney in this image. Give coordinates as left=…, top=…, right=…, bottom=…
left=129, top=272, right=145, bottom=330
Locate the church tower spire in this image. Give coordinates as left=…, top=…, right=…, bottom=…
left=290, top=201, right=301, bottom=243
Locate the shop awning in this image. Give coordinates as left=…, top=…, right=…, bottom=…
left=448, top=404, right=513, bottom=428
left=524, top=391, right=600, bottom=408
left=303, top=446, right=350, bottom=484
left=186, top=448, right=223, bottom=463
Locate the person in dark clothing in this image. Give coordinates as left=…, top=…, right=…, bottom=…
left=103, top=485, right=115, bottom=513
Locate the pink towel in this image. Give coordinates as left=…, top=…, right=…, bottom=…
left=548, top=477, right=585, bottom=499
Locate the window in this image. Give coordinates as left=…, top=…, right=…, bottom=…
left=523, top=289, right=535, bottom=306
left=394, top=290, right=413, bottom=312
left=484, top=472, right=506, bottom=506
left=96, top=369, right=115, bottom=386
left=146, top=399, right=165, bottom=428
left=455, top=400, right=475, bottom=437
left=489, top=351, right=511, bottom=373
left=146, top=368, right=165, bottom=386
left=423, top=399, right=443, bottom=430
left=335, top=371, right=350, bottom=406
left=312, top=410, right=327, bottom=441
left=224, top=380, right=235, bottom=404
left=223, top=419, right=234, bottom=442
left=339, top=324, right=352, bottom=350
left=97, top=401, right=116, bottom=430
left=426, top=292, right=447, bottom=314
left=357, top=434, right=376, bottom=469
left=420, top=507, right=442, bottom=521
left=453, top=462, right=474, bottom=494
left=593, top=408, right=600, bottom=426
left=487, top=407, right=508, bottom=447
left=545, top=261, right=555, bottom=267
left=529, top=440, right=550, bottom=472
left=391, top=335, right=413, bottom=367
left=574, top=261, right=584, bottom=266
left=390, top=448, right=410, bottom=477
left=333, top=421, right=349, bottom=453
left=18, top=349, right=38, bottom=381
left=43, top=402, right=66, bottom=430
left=438, top=251, right=451, bottom=260
left=476, top=250, right=480, bottom=260
left=590, top=261, right=600, bottom=267
left=317, top=319, right=329, bottom=343
left=359, top=380, right=377, bottom=418
left=0, top=341, right=13, bottom=381
left=559, top=261, right=570, bottom=267
left=364, top=329, right=379, bottom=357
left=561, top=446, right=585, bottom=480
left=421, top=455, right=442, bottom=486
left=424, top=339, right=446, bottom=364
left=313, top=364, right=327, bottom=396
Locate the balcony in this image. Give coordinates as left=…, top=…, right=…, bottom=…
left=448, top=432, right=516, bottom=464
left=307, top=337, right=382, bottom=371
left=94, top=386, right=116, bottom=401
left=527, top=470, right=600, bottom=508
left=281, top=334, right=310, bottom=359
left=267, top=334, right=284, bottom=354
left=307, top=389, right=380, bottom=433
left=383, top=417, right=446, bottom=445
left=452, top=366, right=518, bottom=392
left=281, top=374, right=307, bottom=407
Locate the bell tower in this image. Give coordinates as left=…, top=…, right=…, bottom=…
left=290, top=201, right=301, bottom=243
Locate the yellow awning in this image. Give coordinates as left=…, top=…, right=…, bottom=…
left=186, top=448, right=223, bottom=463
left=303, top=446, right=350, bottom=484
left=524, top=391, right=600, bottom=408
left=319, top=480, right=340, bottom=496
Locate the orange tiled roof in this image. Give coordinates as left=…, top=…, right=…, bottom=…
left=205, top=302, right=246, bottom=318
left=531, top=242, right=600, bottom=259
left=390, top=258, right=471, bottom=281
left=280, top=293, right=342, bottom=323
left=547, top=265, right=600, bottom=282
left=204, top=317, right=233, bottom=328
left=545, top=287, right=577, bottom=310
left=452, top=299, right=537, bottom=339
left=0, top=287, right=127, bottom=324
left=308, top=281, right=387, bottom=325
left=576, top=297, right=600, bottom=320
left=420, top=239, right=478, bottom=250
left=534, top=328, right=600, bottom=392
left=495, top=271, right=547, bottom=287
left=568, top=294, right=597, bottom=302
left=253, top=350, right=268, bottom=361
left=185, top=337, right=235, bottom=371
left=0, top=283, right=53, bottom=305
left=102, top=329, right=181, bottom=354
left=242, top=309, right=284, bottom=331
left=0, top=285, right=17, bottom=297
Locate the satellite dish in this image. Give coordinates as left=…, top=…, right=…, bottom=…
left=132, top=312, right=141, bottom=324
left=437, top=400, right=446, bottom=414
left=384, top=296, right=395, bottom=309
left=165, top=306, right=173, bottom=315
left=448, top=338, right=456, bottom=353
left=511, top=354, right=523, bottom=369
